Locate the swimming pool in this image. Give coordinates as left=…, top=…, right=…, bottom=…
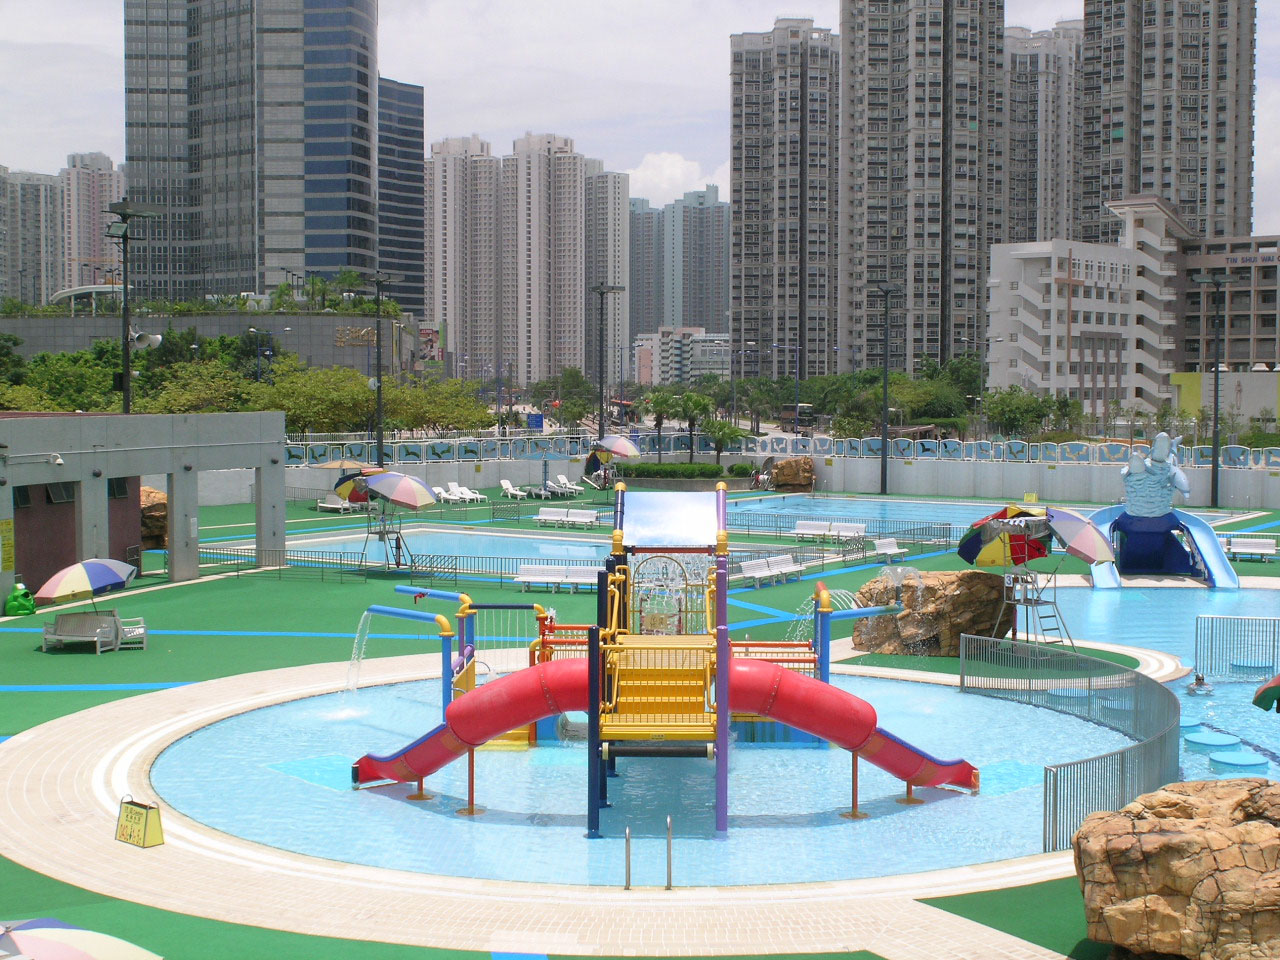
left=151, top=674, right=1131, bottom=886
left=300, top=528, right=611, bottom=564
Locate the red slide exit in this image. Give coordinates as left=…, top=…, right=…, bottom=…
left=354, top=656, right=977, bottom=792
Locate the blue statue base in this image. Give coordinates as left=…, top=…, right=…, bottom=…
left=1112, top=511, right=1198, bottom=577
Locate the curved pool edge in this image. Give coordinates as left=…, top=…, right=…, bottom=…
left=0, top=652, right=1082, bottom=956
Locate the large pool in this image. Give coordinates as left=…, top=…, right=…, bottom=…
left=300, top=528, right=610, bottom=564
left=151, top=674, right=1131, bottom=886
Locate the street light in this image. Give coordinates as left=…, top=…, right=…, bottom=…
left=873, top=282, right=903, bottom=496
left=730, top=340, right=757, bottom=428
left=248, top=326, right=290, bottom=382
left=959, top=335, right=1004, bottom=436
left=105, top=200, right=163, bottom=413
left=1192, top=271, right=1235, bottom=508
left=369, top=272, right=392, bottom=466
left=590, top=282, right=625, bottom=440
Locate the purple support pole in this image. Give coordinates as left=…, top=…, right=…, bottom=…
left=715, top=551, right=729, bottom=835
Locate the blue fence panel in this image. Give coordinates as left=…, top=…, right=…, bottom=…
left=1039, top=442, right=1058, bottom=462
left=285, top=445, right=307, bottom=465
left=793, top=436, right=813, bottom=456
left=743, top=435, right=759, bottom=454
left=396, top=443, right=423, bottom=463
left=1097, top=443, right=1130, bottom=464
left=1264, top=448, right=1280, bottom=468
left=974, top=441, right=994, bottom=460
left=480, top=440, right=499, bottom=460
left=863, top=437, right=884, bottom=457
left=344, top=442, right=370, bottom=461
left=768, top=437, right=789, bottom=454
left=1005, top=440, right=1029, bottom=462
left=1191, top=445, right=1215, bottom=467
left=814, top=436, right=832, bottom=455
left=1060, top=442, right=1091, bottom=463
left=889, top=438, right=912, bottom=458
left=1223, top=445, right=1250, bottom=467
left=426, top=442, right=455, bottom=462
left=941, top=439, right=964, bottom=460
left=457, top=441, right=481, bottom=461
left=914, top=440, right=939, bottom=459
left=1131, top=444, right=1151, bottom=459
left=1028, top=443, right=1040, bottom=461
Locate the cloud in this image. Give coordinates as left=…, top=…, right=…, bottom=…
left=625, top=153, right=724, bottom=205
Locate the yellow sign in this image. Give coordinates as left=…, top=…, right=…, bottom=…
left=0, top=518, right=12, bottom=573
left=115, top=797, right=164, bottom=847
left=1023, top=492, right=1039, bottom=503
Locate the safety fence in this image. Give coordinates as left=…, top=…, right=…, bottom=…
left=282, top=432, right=1280, bottom=469
left=958, top=634, right=1180, bottom=853
left=1194, top=615, right=1280, bottom=679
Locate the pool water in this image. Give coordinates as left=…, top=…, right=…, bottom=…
left=1178, top=681, right=1280, bottom=781
left=302, top=529, right=610, bottom=564
left=151, top=675, right=1131, bottom=886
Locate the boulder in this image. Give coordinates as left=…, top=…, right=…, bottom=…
left=1074, top=779, right=1280, bottom=960
left=140, top=485, right=168, bottom=549
left=849, top=569, right=1010, bottom=657
left=771, top=456, right=814, bottom=492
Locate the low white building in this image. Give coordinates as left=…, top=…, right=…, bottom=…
left=985, top=196, right=1193, bottom=416
left=632, top=327, right=728, bottom=387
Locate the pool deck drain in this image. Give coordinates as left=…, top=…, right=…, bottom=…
left=0, top=651, right=1076, bottom=958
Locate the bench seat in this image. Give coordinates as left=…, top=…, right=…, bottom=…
left=872, top=538, right=909, bottom=563
left=1227, top=537, right=1277, bottom=561
left=739, top=558, right=778, bottom=588
left=41, top=609, right=147, bottom=654
left=513, top=563, right=598, bottom=592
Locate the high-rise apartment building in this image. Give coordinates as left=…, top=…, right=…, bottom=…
left=425, top=136, right=502, bottom=381
left=838, top=1, right=1006, bottom=372
left=662, top=186, right=730, bottom=334
left=426, top=134, right=629, bottom=388
left=730, top=18, right=839, bottom=381
left=0, top=166, right=63, bottom=304
left=377, top=78, right=425, bottom=320
left=628, top=198, right=664, bottom=340
left=1005, top=22, right=1084, bottom=243
left=585, top=161, right=630, bottom=389
left=124, top=0, right=379, bottom=300
left=1081, top=0, right=1255, bottom=243
left=61, top=153, right=124, bottom=290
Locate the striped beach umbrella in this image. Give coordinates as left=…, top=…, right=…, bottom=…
left=34, top=559, right=137, bottom=606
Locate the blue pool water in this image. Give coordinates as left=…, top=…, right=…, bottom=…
left=303, top=529, right=610, bottom=564
left=151, top=675, right=1131, bottom=886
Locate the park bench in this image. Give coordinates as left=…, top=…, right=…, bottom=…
left=536, top=507, right=570, bottom=526
left=562, top=509, right=599, bottom=528
left=830, top=522, right=867, bottom=548
left=872, top=538, right=909, bottom=563
left=766, top=554, right=804, bottom=582
left=41, top=610, right=148, bottom=654
left=739, top=557, right=779, bottom=588
left=1226, top=537, right=1277, bottom=562
left=790, top=520, right=831, bottom=540
left=513, top=564, right=598, bottom=592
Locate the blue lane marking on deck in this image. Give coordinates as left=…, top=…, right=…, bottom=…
left=730, top=615, right=794, bottom=631
left=0, top=737, right=8, bottom=743
left=0, top=682, right=192, bottom=692
left=492, top=953, right=549, bottom=960
left=726, top=596, right=794, bottom=618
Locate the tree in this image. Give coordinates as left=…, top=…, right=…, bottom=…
left=645, top=390, right=678, bottom=463
left=269, top=282, right=295, bottom=312
left=0, top=332, right=26, bottom=384
left=676, top=392, right=714, bottom=463
left=983, top=386, right=1051, bottom=437
left=743, top=382, right=775, bottom=435
left=701, top=418, right=747, bottom=464
left=133, top=361, right=260, bottom=414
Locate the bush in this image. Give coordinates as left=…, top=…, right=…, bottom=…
left=727, top=462, right=755, bottom=478
left=618, top=462, right=724, bottom=479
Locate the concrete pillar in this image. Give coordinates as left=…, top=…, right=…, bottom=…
left=167, top=465, right=200, bottom=582
left=254, top=461, right=287, bottom=565
left=75, top=477, right=110, bottom=560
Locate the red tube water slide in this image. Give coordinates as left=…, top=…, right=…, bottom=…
left=352, top=658, right=590, bottom=785
left=354, top=656, right=978, bottom=792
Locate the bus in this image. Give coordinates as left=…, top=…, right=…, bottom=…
left=779, top=403, right=816, bottom=431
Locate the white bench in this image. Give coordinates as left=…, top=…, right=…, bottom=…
left=513, top=564, right=598, bottom=592
left=563, top=509, right=599, bottom=528
left=536, top=507, right=570, bottom=526
left=872, top=538, right=909, bottom=563
left=830, top=522, right=867, bottom=547
left=739, top=557, right=779, bottom=587
left=41, top=610, right=147, bottom=654
left=316, top=493, right=357, bottom=513
left=1227, top=537, right=1277, bottom=561
left=767, top=554, right=804, bottom=581
left=791, top=520, right=832, bottom=540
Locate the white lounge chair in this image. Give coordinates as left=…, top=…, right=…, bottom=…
left=316, top=493, right=355, bottom=513
left=433, top=485, right=464, bottom=504
left=462, top=485, right=489, bottom=502
left=546, top=479, right=574, bottom=497
left=526, top=484, right=553, bottom=499
left=501, top=479, right=529, bottom=499
left=557, top=474, right=585, bottom=494
left=447, top=482, right=482, bottom=502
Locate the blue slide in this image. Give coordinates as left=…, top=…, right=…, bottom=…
left=1088, top=504, right=1237, bottom=589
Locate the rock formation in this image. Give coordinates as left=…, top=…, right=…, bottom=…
left=771, top=456, right=814, bottom=492
left=849, top=569, right=1010, bottom=656
left=140, top=485, right=168, bottom=549
left=1074, top=778, right=1280, bottom=960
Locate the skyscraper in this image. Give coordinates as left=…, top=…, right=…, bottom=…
left=628, top=198, right=665, bottom=340
left=1005, top=22, right=1084, bottom=243
left=1081, top=0, right=1255, bottom=242
left=585, top=161, right=630, bottom=389
left=124, top=0, right=379, bottom=300
left=377, top=78, right=425, bottom=319
left=0, top=166, right=63, bottom=305
left=730, top=18, right=840, bottom=381
left=662, top=186, right=729, bottom=334
left=838, top=1, right=1006, bottom=372
left=60, top=153, right=124, bottom=290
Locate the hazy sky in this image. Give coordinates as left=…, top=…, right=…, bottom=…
left=2, top=0, right=1278, bottom=229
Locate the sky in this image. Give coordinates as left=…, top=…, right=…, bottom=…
left=2, top=0, right=1279, bottom=230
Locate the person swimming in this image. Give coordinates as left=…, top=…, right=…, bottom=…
left=1187, top=673, right=1214, bottom=695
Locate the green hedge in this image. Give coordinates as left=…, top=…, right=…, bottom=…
left=618, top=462, right=724, bottom=479
left=727, top=462, right=755, bottom=478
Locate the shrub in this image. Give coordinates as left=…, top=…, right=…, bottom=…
left=727, top=462, right=755, bottom=478
left=618, top=462, right=724, bottom=479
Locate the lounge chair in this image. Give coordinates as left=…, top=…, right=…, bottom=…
left=432, top=485, right=464, bottom=504
left=545, top=479, right=573, bottom=497
left=525, top=484, right=553, bottom=499
left=501, top=479, right=528, bottom=499
left=447, top=482, right=482, bottom=502
left=557, top=474, right=585, bottom=494
left=461, top=485, right=488, bottom=502
left=316, top=493, right=355, bottom=513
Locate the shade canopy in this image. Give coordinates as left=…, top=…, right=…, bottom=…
left=35, top=559, right=137, bottom=605
left=594, top=434, right=640, bottom=459
left=361, top=471, right=436, bottom=510
left=0, top=918, right=163, bottom=960
left=956, top=503, right=1114, bottom=570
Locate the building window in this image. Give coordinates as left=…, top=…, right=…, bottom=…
left=108, top=477, right=128, bottom=499
left=45, top=482, right=76, bottom=504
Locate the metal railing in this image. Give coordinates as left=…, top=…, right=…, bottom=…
left=725, top=510, right=954, bottom=549
left=959, top=634, right=1180, bottom=852
left=1194, top=615, right=1280, bottom=679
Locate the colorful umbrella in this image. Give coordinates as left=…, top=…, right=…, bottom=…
left=956, top=513, right=1051, bottom=568
left=361, top=471, right=436, bottom=510
left=1254, top=674, right=1280, bottom=713
left=34, top=559, right=137, bottom=606
left=594, top=434, right=640, bottom=459
left=334, top=466, right=384, bottom=503
left=0, top=918, right=163, bottom=959
left=1044, top=506, right=1116, bottom=565
left=316, top=458, right=368, bottom=470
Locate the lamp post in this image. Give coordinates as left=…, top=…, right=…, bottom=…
left=769, top=342, right=802, bottom=434
left=106, top=200, right=163, bottom=414
left=369, top=272, right=391, bottom=466
left=959, top=335, right=1003, bottom=436
left=730, top=340, right=756, bottom=428
left=873, top=282, right=902, bottom=495
left=248, top=326, right=289, bottom=382
left=590, top=282, right=625, bottom=440
left=1192, top=271, right=1235, bottom=508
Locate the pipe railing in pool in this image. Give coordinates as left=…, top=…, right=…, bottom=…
left=1193, top=615, right=1280, bottom=679
left=958, top=633, right=1180, bottom=853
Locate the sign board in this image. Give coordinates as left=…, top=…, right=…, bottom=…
left=0, top=518, right=12, bottom=573
left=526, top=413, right=544, bottom=430
left=116, top=796, right=164, bottom=847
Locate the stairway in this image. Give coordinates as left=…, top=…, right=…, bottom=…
left=599, top=637, right=716, bottom=741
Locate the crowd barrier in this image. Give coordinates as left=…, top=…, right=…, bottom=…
left=283, top=434, right=1280, bottom=469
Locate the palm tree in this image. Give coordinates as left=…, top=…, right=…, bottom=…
left=677, top=391, right=714, bottom=463
left=646, top=390, right=678, bottom=463
left=702, top=417, right=747, bottom=464
left=744, top=383, right=775, bottom=435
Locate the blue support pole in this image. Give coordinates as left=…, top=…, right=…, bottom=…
left=393, top=585, right=464, bottom=603
left=440, top=632, right=452, bottom=721
left=586, top=622, right=602, bottom=838
left=816, top=606, right=831, bottom=684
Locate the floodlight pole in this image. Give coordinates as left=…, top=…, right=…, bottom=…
left=591, top=282, right=625, bottom=440
left=1192, top=272, right=1234, bottom=509
left=372, top=272, right=390, bottom=466
left=107, top=200, right=162, bottom=413
left=874, top=282, right=902, bottom=496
